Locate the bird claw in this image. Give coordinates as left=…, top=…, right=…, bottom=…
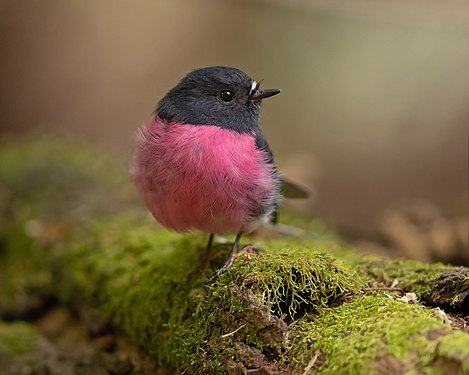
left=237, top=244, right=259, bottom=257
left=207, top=244, right=260, bottom=282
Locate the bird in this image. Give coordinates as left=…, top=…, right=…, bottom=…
left=131, top=66, right=308, bottom=279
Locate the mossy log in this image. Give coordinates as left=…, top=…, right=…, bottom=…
left=1, top=138, right=468, bottom=374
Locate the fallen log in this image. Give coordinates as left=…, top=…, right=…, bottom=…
left=0, top=138, right=467, bottom=374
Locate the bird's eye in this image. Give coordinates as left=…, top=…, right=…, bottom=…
left=220, top=90, right=234, bottom=102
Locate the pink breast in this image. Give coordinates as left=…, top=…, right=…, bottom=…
left=131, top=118, right=278, bottom=234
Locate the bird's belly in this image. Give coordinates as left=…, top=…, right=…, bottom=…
left=132, top=122, right=279, bottom=234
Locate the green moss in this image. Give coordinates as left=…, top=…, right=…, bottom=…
left=0, top=136, right=136, bottom=317
left=349, top=255, right=469, bottom=309
left=0, top=322, right=39, bottom=356
left=0, top=137, right=131, bottom=225
left=40, top=212, right=359, bottom=373
left=435, top=331, right=469, bottom=373
left=285, top=295, right=463, bottom=374
left=1, top=138, right=468, bottom=373
left=226, top=247, right=362, bottom=318
left=260, top=234, right=468, bottom=313
left=257, top=236, right=468, bottom=312
left=355, top=256, right=442, bottom=298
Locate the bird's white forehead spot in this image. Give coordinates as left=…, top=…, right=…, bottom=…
left=250, top=80, right=258, bottom=93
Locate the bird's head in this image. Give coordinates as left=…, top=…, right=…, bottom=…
left=156, top=66, right=281, bottom=133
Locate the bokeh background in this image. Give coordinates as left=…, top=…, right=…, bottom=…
left=1, top=0, right=467, bottom=264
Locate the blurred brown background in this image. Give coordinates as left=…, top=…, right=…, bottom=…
left=1, top=0, right=467, bottom=263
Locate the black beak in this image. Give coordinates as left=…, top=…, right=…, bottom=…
left=249, top=88, right=282, bottom=101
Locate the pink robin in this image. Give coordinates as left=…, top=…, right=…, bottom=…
left=131, top=66, right=307, bottom=279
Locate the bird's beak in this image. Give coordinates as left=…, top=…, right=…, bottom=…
left=249, top=88, right=282, bottom=101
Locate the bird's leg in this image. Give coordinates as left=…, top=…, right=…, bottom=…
left=209, top=232, right=242, bottom=281
left=199, top=233, right=215, bottom=269
left=206, top=233, right=214, bottom=251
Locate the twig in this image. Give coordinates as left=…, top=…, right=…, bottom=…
left=221, top=323, right=247, bottom=338
left=303, top=350, right=320, bottom=374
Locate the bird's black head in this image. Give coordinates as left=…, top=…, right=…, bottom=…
left=156, top=66, right=281, bottom=134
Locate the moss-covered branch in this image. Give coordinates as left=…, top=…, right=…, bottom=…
left=1, top=138, right=468, bottom=374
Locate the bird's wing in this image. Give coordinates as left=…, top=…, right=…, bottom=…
left=255, top=131, right=310, bottom=199
left=255, top=132, right=310, bottom=224
left=255, top=131, right=275, bottom=164
left=281, top=177, right=310, bottom=199
left=270, top=178, right=310, bottom=224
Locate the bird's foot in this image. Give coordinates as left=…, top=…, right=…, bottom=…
left=237, top=244, right=259, bottom=257
left=208, top=244, right=260, bottom=282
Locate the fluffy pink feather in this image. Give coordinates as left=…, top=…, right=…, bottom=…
left=131, top=117, right=279, bottom=234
